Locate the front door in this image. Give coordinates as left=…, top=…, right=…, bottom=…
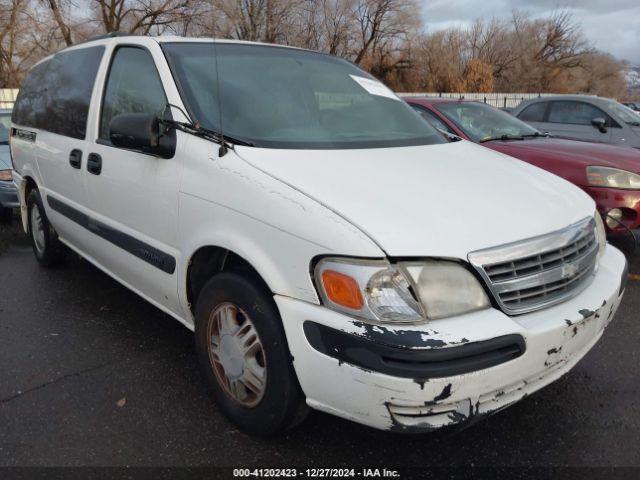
left=544, top=101, right=612, bottom=144
left=83, top=45, right=183, bottom=315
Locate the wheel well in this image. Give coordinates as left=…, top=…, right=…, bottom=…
left=186, top=246, right=272, bottom=314
left=24, top=176, right=37, bottom=198
left=20, top=177, right=38, bottom=232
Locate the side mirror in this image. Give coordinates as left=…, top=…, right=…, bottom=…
left=591, top=117, right=607, bottom=133
left=109, top=113, right=175, bottom=158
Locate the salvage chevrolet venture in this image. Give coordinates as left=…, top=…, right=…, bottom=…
left=10, top=35, right=628, bottom=435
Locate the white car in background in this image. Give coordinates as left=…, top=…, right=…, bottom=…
left=10, top=35, right=628, bottom=435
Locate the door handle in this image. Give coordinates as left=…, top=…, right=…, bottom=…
left=69, top=149, right=82, bottom=169
left=87, top=153, right=102, bottom=175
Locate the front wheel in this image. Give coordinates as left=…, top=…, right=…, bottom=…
left=194, top=272, right=307, bottom=436
left=26, top=189, right=66, bottom=267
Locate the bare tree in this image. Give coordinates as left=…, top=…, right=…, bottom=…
left=43, top=0, right=73, bottom=45
left=91, top=0, right=195, bottom=35
left=352, top=0, right=416, bottom=65
left=0, top=1, right=630, bottom=98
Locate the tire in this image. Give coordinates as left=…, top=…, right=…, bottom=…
left=0, top=206, right=12, bottom=223
left=26, top=189, right=66, bottom=267
left=194, top=271, right=307, bottom=436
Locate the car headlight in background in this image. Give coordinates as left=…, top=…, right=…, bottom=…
left=0, top=170, right=12, bottom=181
left=587, top=166, right=640, bottom=190
left=594, top=211, right=607, bottom=261
left=314, top=257, right=490, bottom=324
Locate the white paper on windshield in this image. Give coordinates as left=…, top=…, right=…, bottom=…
left=349, top=75, right=400, bottom=101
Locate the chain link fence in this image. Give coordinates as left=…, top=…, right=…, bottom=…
left=1, top=88, right=564, bottom=112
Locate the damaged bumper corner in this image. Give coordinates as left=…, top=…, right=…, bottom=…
left=276, top=246, right=627, bottom=433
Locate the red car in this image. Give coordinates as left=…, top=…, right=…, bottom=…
left=407, top=97, right=640, bottom=234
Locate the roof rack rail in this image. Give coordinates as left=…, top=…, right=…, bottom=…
left=76, top=31, right=132, bottom=45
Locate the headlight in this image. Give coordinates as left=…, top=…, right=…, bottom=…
left=587, top=166, right=640, bottom=190
left=314, top=257, right=490, bottom=324
left=403, top=261, right=491, bottom=320
left=594, top=211, right=607, bottom=260
left=0, top=170, right=12, bottom=181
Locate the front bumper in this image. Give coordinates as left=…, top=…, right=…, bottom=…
left=0, top=180, right=19, bottom=209
left=277, top=246, right=627, bottom=432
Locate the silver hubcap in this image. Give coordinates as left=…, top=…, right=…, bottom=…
left=207, top=302, right=267, bottom=408
left=30, top=204, right=46, bottom=254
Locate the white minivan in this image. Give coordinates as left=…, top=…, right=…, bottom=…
left=10, top=35, right=628, bottom=435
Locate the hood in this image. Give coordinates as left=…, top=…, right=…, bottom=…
left=484, top=137, right=640, bottom=173
left=0, top=145, right=11, bottom=171
left=235, top=141, right=594, bottom=258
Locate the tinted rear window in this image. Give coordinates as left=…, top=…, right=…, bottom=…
left=12, top=46, right=104, bottom=139
left=12, top=60, right=50, bottom=129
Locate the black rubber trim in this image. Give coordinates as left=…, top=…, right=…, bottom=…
left=620, top=258, right=629, bottom=296
left=47, top=195, right=176, bottom=274
left=303, top=321, right=525, bottom=379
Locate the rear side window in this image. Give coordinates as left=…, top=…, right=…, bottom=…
left=46, top=46, right=105, bottom=139
left=100, top=47, right=167, bottom=141
left=12, top=60, right=51, bottom=129
left=12, top=46, right=104, bottom=139
left=547, top=101, right=608, bottom=126
left=517, top=102, right=547, bottom=122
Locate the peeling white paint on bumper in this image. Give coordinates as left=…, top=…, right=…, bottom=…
left=277, top=246, right=627, bottom=432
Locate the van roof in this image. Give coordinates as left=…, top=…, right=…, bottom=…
left=28, top=35, right=318, bottom=71
left=75, top=33, right=306, bottom=51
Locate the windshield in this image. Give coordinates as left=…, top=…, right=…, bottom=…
left=162, top=43, right=444, bottom=149
left=604, top=99, right=640, bottom=125
left=0, top=113, right=10, bottom=143
left=435, top=102, right=541, bottom=142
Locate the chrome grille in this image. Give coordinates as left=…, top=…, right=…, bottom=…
left=468, top=217, right=599, bottom=315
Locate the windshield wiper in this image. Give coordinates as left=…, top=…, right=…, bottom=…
left=161, top=104, right=255, bottom=156
left=626, top=121, right=640, bottom=127
left=521, top=132, right=548, bottom=138
left=162, top=118, right=254, bottom=149
left=435, top=127, right=462, bottom=142
left=479, top=134, right=524, bottom=143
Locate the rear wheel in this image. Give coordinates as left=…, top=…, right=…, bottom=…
left=26, top=189, right=66, bottom=267
left=194, top=272, right=307, bottom=436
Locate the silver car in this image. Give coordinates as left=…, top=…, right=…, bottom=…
left=512, top=95, right=640, bottom=149
left=0, top=108, right=19, bottom=222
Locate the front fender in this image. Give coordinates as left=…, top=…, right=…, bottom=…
left=176, top=141, right=384, bottom=326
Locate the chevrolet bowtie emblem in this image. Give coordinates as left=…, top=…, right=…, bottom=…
left=562, top=263, right=579, bottom=278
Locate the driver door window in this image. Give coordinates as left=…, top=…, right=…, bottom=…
left=100, top=47, right=167, bottom=141
left=544, top=101, right=612, bottom=142
left=548, top=101, right=611, bottom=126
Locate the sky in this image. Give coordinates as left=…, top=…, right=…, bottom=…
left=421, top=0, right=640, bottom=65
